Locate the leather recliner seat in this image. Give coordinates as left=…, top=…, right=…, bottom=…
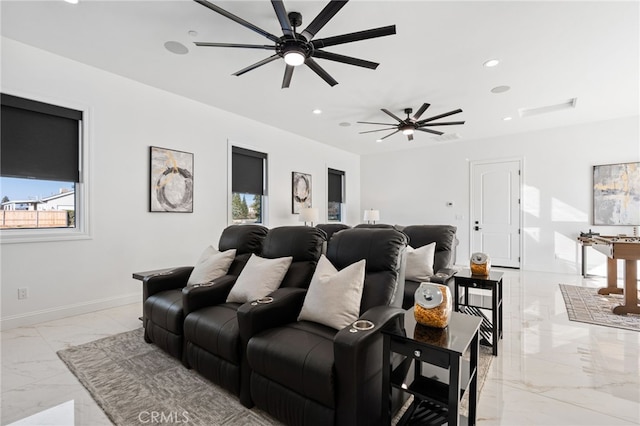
left=182, top=226, right=325, bottom=402
left=143, top=224, right=268, bottom=363
left=239, top=228, right=408, bottom=426
left=401, top=224, right=458, bottom=309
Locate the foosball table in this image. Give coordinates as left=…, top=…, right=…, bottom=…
left=591, top=235, right=640, bottom=315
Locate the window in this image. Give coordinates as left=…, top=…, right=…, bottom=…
left=328, top=168, right=345, bottom=222
left=1, top=93, right=88, bottom=242
left=231, top=146, right=267, bottom=224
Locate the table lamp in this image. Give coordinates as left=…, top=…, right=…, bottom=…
left=299, top=208, right=319, bottom=226
left=363, top=209, right=380, bottom=224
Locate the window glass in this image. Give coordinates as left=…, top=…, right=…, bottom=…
left=1, top=177, right=75, bottom=229
left=232, top=192, right=262, bottom=224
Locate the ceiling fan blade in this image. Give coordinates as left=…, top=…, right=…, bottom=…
left=356, top=121, right=397, bottom=126
left=312, top=50, right=379, bottom=69
left=300, top=0, right=349, bottom=40
left=193, top=0, right=280, bottom=43
left=282, top=65, right=294, bottom=88
left=271, top=1, right=294, bottom=36
left=419, top=121, right=466, bottom=127
left=381, top=108, right=403, bottom=122
left=381, top=130, right=400, bottom=140
left=412, top=103, right=430, bottom=120
left=194, top=42, right=276, bottom=50
left=407, top=133, right=414, bottom=141
left=311, top=25, right=396, bottom=49
left=417, top=109, right=463, bottom=125
left=232, top=54, right=280, bottom=76
left=416, top=128, right=444, bottom=135
left=358, top=127, right=399, bottom=134
left=305, top=57, right=338, bottom=87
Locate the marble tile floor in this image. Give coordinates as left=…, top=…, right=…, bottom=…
left=1, top=269, right=639, bottom=425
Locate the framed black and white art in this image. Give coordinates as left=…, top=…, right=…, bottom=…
left=292, top=171, right=312, bottom=214
left=149, top=146, right=194, bottom=213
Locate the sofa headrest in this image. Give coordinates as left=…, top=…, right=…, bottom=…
left=353, top=223, right=395, bottom=229
left=402, top=225, right=457, bottom=252
left=261, top=226, right=325, bottom=262
left=218, top=224, right=268, bottom=255
left=315, top=223, right=351, bottom=241
left=327, top=228, right=408, bottom=272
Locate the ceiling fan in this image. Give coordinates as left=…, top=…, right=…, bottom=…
left=192, top=0, right=396, bottom=88
left=358, top=103, right=465, bottom=141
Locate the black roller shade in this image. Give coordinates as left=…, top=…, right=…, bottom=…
left=328, top=168, right=344, bottom=203
left=232, top=146, right=267, bottom=195
left=1, top=94, right=81, bottom=182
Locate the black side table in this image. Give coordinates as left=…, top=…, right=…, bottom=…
left=454, top=269, right=503, bottom=356
left=382, top=310, right=482, bottom=426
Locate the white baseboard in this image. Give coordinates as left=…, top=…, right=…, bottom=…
left=0, top=293, right=141, bottom=331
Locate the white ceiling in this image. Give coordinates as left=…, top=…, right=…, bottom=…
left=2, top=0, right=639, bottom=155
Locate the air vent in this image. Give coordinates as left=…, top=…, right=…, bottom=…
left=431, top=133, right=461, bottom=143
left=519, top=98, right=577, bottom=118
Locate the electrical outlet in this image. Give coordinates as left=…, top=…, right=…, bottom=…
left=17, top=287, right=28, bottom=300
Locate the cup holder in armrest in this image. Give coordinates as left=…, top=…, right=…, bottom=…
left=349, top=320, right=375, bottom=333
left=251, top=297, right=274, bottom=306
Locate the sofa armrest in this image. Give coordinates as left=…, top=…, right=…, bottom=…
left=430, top=267, right=457, bottom=284
left=333, top=306, right=405, bottom=426
left=181, top=274, right=238, bottom=316
left=143, top=266, right=193, bottom=300
left=237, top=287, right=307, bottom=341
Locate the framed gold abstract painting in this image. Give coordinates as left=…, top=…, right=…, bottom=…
left=593, top=162, right=639, bottom=225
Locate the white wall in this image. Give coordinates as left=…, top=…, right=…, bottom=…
left=0, top=38, right=361, bottom=329
left=361, top=116, right=640, bottom=274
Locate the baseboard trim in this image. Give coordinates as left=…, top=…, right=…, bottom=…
left=0, top=293, right=141, bottom=330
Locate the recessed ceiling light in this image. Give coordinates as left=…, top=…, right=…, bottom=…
left=491, top=85, right=510, bottom=94
left=375, top=139, right=383, bottom=143
left=503, top=116, right=513, bottom=121
left=483, top=59, right=500, bottom=68
left=188, top=30, right=199, bottom=37
left=338, top=122, right=351, bottom=127
left=312, top=109, right=322, bottom=115
left=164, top=41, right=189, bottom=55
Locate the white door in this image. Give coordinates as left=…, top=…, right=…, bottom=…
left=471, top=159, right=521, bottom=268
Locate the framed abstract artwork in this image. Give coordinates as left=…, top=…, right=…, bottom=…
left=149, top=146, right=194, bottom=213
left=292, top=171, right=312, bottom=214
left=593, top=162, right=640, bottom=225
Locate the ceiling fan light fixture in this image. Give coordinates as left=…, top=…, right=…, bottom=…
left=284, top=50, right=305, bottom=66
left=402, top=127, right=414, bottom=136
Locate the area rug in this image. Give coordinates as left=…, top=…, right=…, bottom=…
left=58, top=328, right=493, bottom=425
left=559, top=284, right=640, bottom=332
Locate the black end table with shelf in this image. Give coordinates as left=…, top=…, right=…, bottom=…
left=382, top=310, right=482, bottom=426
left=453, top=270, right=503, bottom=356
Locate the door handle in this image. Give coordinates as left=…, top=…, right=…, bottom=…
left=474, top=226, right=482, bottom=231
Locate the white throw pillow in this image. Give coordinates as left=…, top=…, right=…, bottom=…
left=226, top=254, right=293, bottom=303
left=405, top=243, right=436, bottom=282
left=187, top=246, right=236, bottom=286
left=298, top=255, right=366, bottom=331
